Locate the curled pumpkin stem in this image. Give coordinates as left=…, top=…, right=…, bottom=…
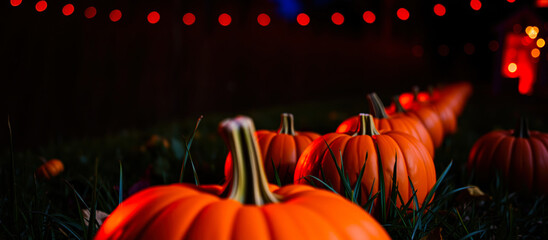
left=367, top=93, right=389, bottom=119
left=393, top=95, right=406, bottom=113
left=354, top=113, right=380, bottom=136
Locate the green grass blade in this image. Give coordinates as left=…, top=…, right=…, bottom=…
left=178, top=115, right=203, bottom=183
left=7, top=115, right=19, bottom=233
left=270, top=157, right=282, bottom=187
left=420, top=161, right=453, bottom=213
left=306, top=175, right=339, bottom=195
left=182, top=137, right=200, bottom=185
left=352, top=156, right=368, bottom=204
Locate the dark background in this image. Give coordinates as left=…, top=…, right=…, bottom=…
left=2, top=0, right=547, bottom=149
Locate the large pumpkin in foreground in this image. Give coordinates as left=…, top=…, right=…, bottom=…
left=468, top=119, right=548, bottom=193
left=225, top=113, right=320, bottom=184
left=297, top=113, right=436, bottom=213
left=96, top=116, right=390, bottom=240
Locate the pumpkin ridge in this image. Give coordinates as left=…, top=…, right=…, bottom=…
left=474, top=133, right=506, bottom=179
left=386, top=134, right=415, bottom=202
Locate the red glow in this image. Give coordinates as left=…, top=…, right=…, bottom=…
left=331, top=12, right=344, bottom=25
left=35, top=1, right=47, bottom=12
left=438, top=45, right=450, bottom=56
left=488, top=40, right=499, bottom=52
left=411, top=45, right=424, bottom=57
left=417, top=93, right=430, bottom=102
left=507, top=0, right=516, bottom=2
left=508, top=63, right=518, bottom=73
left=297, top=13, right=310, bottom=26
left=399, top=94, right=414, bottom=108
left=397, top=8, right=410, bottom=21
left=218, top=13, right=231, bottom=26
left=536, top=0, right=548, bottom=7
left=62, top=4, right=74, bottom=16
left=183, top=13, right=196, bottom=25
left=521, top=36, right=534, bottom=46
left=84, top=7, right=97, bottom=19
left=147, top=11, right=160, bottom=24
left=10, top=0, right=22, bottom=7
left=362, top=11, right=375, bottom=24
left=110, top=9, right=122, bottom=22
left=470, top=0, right=482, bottom=11
left=464, top=43, right=475, bottom=55
left=257, top=13, right=270, bottom=26
left=433, top=4, right=446, bottom=16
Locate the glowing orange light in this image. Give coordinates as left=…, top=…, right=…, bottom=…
left=84, top=7, right=97, bottom=19
left=488, top=40, right=499, bottom=52
left=399, top=94, right=414, bottom=108
left=433, top=4, right=446, bottom=16
left=183, top=13, right=196, bottom=25
left=411, top=45, right=424, bottom=57
left=147, top=11, right=160, bottom=24
left=417, top=93, right=430, bottom=102
left=464, top=43, right=475, bottom=55
left=521, top=36, right=534, bottom=46
left=536, top=0, right=548, bottom=7
left=537, top=38, right=545, bottom=48
left=62, top=4, right=74, bottom=16
left=525, top=26, right=539, bottom=39
left=508, top=63, right=518, bottom=73
left=257, top=13, right=270, bottom=26
left=363, top=11, right=375, bottom=24
left=397, top=8, right=410, bottom=21
left=10, top=0, right=22, bottom=7
left=438, top=45, right=449, bottom=56
left=218, top=13, right=231, bottom=26
left=531, top=48, right=540, bottom=58
left=110, top=10, right=122, bottom=22
left=297, top=13, right=310, bottom=26
left=35, top=1, right=47, bottom=12
left=470, top=0, right=482, bottom=11
left=331, top=12, right=344, bottom=25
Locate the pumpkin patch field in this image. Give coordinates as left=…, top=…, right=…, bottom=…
left=2, top=82, right=548, bottom=239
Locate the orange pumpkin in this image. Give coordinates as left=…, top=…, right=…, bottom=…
left=35, top=159, right=64, bottom=180
left=387, top=95, right=444, bottom=149
left=468, top=118, right=548, bottom=193
left=96, top=116, right=390, bottom=240
left=225, top=113, right=320, bottom=184
left=337, top=93, right=435, bottom=157
left=297, top=113, right=436, bottom=212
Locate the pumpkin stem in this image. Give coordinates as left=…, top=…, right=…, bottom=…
left=354, top=113, right=380, bottom=136
left=278, top=113, right=296, bottom=136
left=513, top=117, right=530, bottom=138
left=392, top=95, right=406, bottom=113
left=412, top=86, right=420, bottom=101
left=427, top=85, right=435, bottom=98
left=219, top=116, right=280, bottom=205
left=367, top=93, right=389, bottom=119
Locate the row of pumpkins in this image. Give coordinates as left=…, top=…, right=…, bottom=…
left=35, top=81, right=547, bottom=239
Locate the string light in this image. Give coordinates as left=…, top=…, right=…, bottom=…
left=397, top=8, right=410, bottom=21
left=362, top=11, right=375, bottom=24
left=218, top=13, right=231, bottom=26
left=433, top=4, right=446, bottom=16
left=147, top=11, right=160, bottom=24
left=297, top=13, right=310, bottom=26
left=84, top=7, right=97, bottom=19
left=470, top=0, right=482, bottom=11
left=35, top=1, right=47, bottom=12
left=257, top=13, right=270, bottom=27
left=109, top=9, right=122, bottom=22
left=531, top=48, right=540, bottom=58
left=331, top=12, right=344, bottom=25
left=10, top=0, right=22, bottom=7
left=537, top=38, right=545, bottom=48
left=508, top=63, right=517, bottom=73
left=62, top=4, right=74, bottom=16
left=182, top=13, right=196, bottom=25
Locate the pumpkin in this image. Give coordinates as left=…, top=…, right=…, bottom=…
left=387, top=95, right=444, bottom=149
left=467, top=118, right=548, bottom=193
left=337, top=93, right=435, bottom=157
left=96, top=116, right=390, bottom=240
left=405, top=87, right=458, bottom=136
left=225, top=113, right=320, bottom=184
left=296, top=113, right=436, bottom=213
left=35, top=159, right=64, bottom=180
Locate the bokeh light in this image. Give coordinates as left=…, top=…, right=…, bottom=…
left=412, top=45, right=424, bottom=57
left=297, top=13, right=310, bottom=26
left=526, top=26, right=539, bottom=39
left=508, top=63, right=517, bottom=73
left=84, top=7, right=97, bottom=19
left=219, top=13, right=232, bottom=26
left=331, top=12, right=344, bottom=25
left=531, top=48, right=540, bottom=58
left=537, top=38, right=545, bottom=48
left=397, top=8, right=410, bottom=21
left=11, top=0, right=22, bottom=7
left=470, top=0, right=482, bottom=11
left=438, top=45, right=450, bottom=56
left=62, top=4, right=74, bottom=16
left=363, top=11, right=375, bottom=24
left=110, top=9, right=122, bottom=22
left=147, top=11, right=160, bottom=24
left=488, top=40, right=499, bottom=52
left=183, top=13, right=196, bottom=25
left=257, top=13, right=270, bottom=26
left=35, top=1, right=47, bottom=12
left=433, top=4, right=446, bottom=16
left=464, top=43, right=475, bottom=55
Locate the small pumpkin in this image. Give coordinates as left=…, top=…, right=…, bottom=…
left=467, top=118, right=548, bottom=193
left=387, top=95, right=444, bottom=149
left=35, top=159, right=64, bottom=180
left=225, top=113, right=320, bottom=184
left=96, top=116, right=390, bottom=240
left=406, top=87, right=458, bottom=135
left=297, top=113, right=436, bottom=213
left=337, top=93, right=435, bottom=157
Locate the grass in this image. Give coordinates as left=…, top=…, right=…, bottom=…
left=1, top=84, right=547, bottom=239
